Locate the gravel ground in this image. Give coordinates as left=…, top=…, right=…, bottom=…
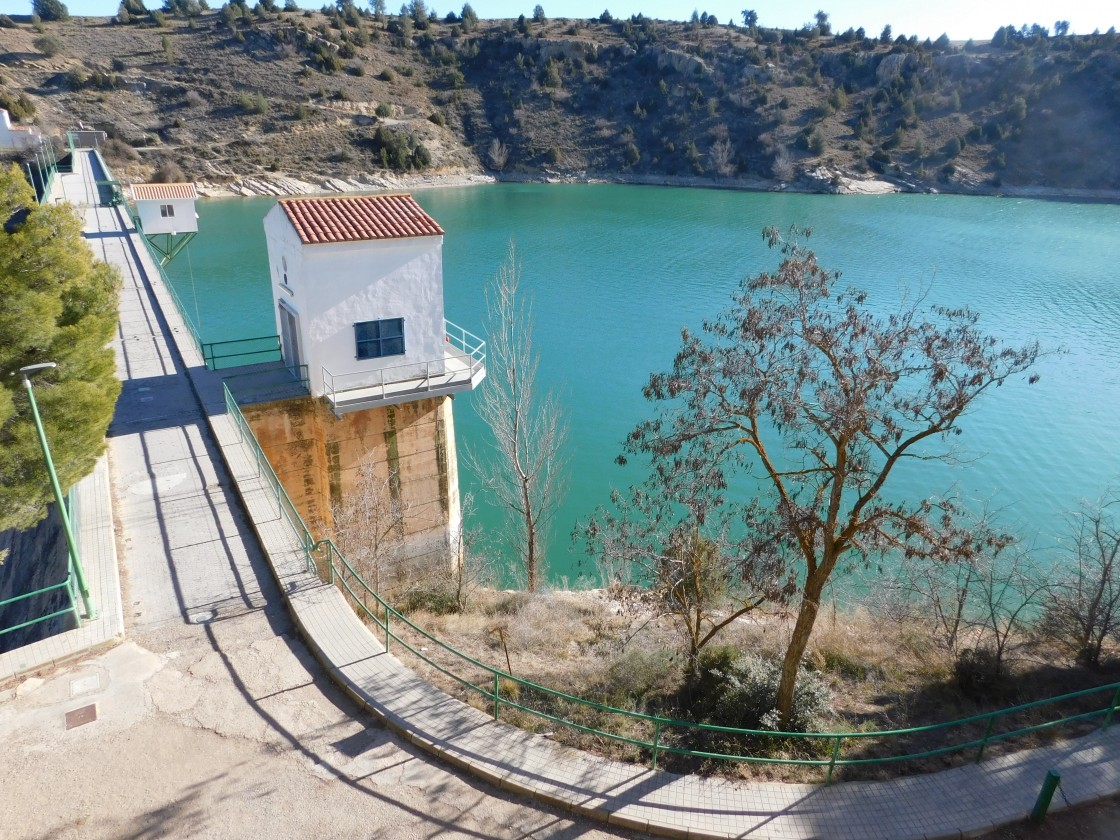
left=0, top=599, right=631, bottom=840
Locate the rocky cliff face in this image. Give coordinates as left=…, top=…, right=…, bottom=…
left=3, top=12, right=1118, bottom=197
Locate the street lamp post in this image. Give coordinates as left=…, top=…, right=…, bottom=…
left=20, top=363, right=97, bottom=621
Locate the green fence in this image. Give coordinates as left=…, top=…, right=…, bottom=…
left=221, top=382, right=1120, bottom=781
left=203, top=335, right=283, bottom=370
left=0, top=491, right=83, bottom=639
left=89, top=148, right=123, bottom=207
left=25, top=140, right=60, bottom=205
left=86, top=152, right=284, bottom=373
left=223, top=384, right=316, bottom=566
left=115, top=199, right=206, bottom=360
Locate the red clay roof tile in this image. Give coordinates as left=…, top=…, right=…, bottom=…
left=278, top=194, right=444, bottom=245
left=130, top=183, right=199, bottom=201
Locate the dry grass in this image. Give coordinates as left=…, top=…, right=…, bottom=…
left=349, top=584, right=1120, bottom=783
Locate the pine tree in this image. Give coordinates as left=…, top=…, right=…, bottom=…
left=0, top=165, right=121, bottom=532
left=33, top=0, right=70, bottom=21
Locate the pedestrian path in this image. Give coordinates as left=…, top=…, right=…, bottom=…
left=67, top=149, right=1120, bottom=839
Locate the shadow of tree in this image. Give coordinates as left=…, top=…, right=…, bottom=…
left=830, top=658, right=1120, bottom=782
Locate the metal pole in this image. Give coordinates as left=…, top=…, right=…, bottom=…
left=827, top=736, right=844, bottom=783
left=1102, top=685, right=1120, bottom=731
left=976, top=715, right=996, bottom=763
left=1030, top=770, right=1061, bottom=823
left=20, top=364, right=97, bottom=620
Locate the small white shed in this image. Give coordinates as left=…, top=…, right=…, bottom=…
left=263, top=194, right=485, bottom=414
left=0, top=108, right=43, bottom=151
left=130, top=182, right=199, bottom=235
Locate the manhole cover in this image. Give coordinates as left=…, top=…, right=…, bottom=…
left=65, top=704, right=98, bottom=730
left=188, top=610, right=217, bottom=624
left=70, top=674, right=100, bottom=698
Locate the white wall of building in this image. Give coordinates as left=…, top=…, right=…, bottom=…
left=263, top=204, right=446, bottom=398
left=134, top=197, right=198, bottom=235
left=0, top=109, right=43, bottom=151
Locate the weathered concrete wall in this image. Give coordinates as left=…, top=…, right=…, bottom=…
left=243, top=395, right=460, bottom=564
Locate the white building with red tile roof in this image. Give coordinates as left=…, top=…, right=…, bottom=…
left=0, top=109, right=44, bottom=151
left=263, top=194, right=484, bottom=413
left=130, top=182, right=199, bottom=235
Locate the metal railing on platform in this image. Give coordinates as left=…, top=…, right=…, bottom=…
left=219, top=386, right=1120, bottom=781
left=0, top=491, right=83, bottom=639
left=322, top=320, right=485, bottom=406
left=203, top=335, right=283, bottom=371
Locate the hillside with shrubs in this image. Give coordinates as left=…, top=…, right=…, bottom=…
left=1, top=4, right=1119, bottom=193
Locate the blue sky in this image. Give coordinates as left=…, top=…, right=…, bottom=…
left=8, top=0, right=1117, bottom=40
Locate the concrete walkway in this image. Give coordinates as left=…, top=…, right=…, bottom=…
left=17, top=150, right=1119, bottom=839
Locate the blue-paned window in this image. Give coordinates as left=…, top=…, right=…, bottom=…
left=355, top=318, right=405, bottom=360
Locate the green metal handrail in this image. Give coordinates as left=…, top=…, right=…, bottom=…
left=221, top=386, right=1120, bottom=781
left=126, top=207, right=280, bottom=374
left=26, top=141, right=60, bottom=205
left=85, top=155, right=202, bottom=362
left=0, top=579, right=75, bottom=636
left=202, top=335, right=283, bottom=371
left=222, top=384, right=316, bottom=569
left=0, top=490, right=83, bottom=638
left=90, top=153, right=278, bottom=375
left=320, top=531, right=1120, bottom=777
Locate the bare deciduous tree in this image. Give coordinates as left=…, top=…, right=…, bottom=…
left=488, top=138, right=510, bottom=171
left=625, top=226, right=1041, bottom=727
left=449, top=492, right=492, bottom=611
left=1039, top=494, right=1120, bottom=668
left=771, top=145, right=795, bottom=182
left=469, top=243, right=568, bottom=591
left=878, top=551, right=984, bottom=656
left=332, top=457, right=490, bottom=612
left=330, top=454, right=409, bottom=606
left=583, top=449, right=793, bottom=668
left=968, top=549, right=1049, bottom=679
left=709, top=137, right=736, bottom=177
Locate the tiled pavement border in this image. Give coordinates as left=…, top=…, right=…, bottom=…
left=93, top=162, right=1120, bottom=840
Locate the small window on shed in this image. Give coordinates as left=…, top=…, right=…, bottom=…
left=281, top=256, right=288, bottom=286
left=355, top=318, right=405, bottom=360
left=160, top=204, right=175, bottom=218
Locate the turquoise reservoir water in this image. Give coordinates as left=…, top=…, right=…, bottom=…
left=166, top=185, right=1120, bottom=583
